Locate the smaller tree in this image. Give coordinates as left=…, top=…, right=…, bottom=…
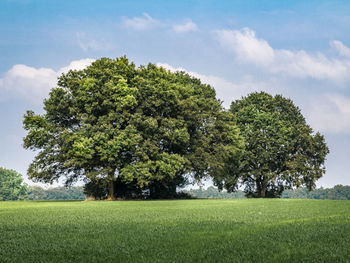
left=216, top=92, right=329, bottom=198
left=0, top=168, right=28, bottom=201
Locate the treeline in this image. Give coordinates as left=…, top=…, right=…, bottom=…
left=0, top=167, right=86, bottom=201
left=3, top=183, right=350, bottom=201
left=281, top=185, right=350, bottom=200
left=185, top=185, right=350, bottom=200
left=27, top=186, right=85, bottom=200
left=26, top=184, right=350, bottom=200
left=184, top=187, right=245, bottom=199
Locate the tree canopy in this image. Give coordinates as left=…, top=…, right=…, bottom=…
left=23, top=57, right=243, bottom=199
left=215, top=92, right=329, bottom=198
left=0, top=167, right=27, bottom=201
left=22, top=58, right=329, bottom=199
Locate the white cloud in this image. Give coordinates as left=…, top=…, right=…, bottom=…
left=0, top=59, right=94, bottom=103
left=0, top=65, right=57, bottom=103
left=122, top=13, right=160, bottom=31
left=58, top=58, right=95, bottom=75
left=156, top=62, right=275, bottom=108
left=173, top=20, right=198, bottom=33
left=331, top=40, right=350, bottom=58
left=215, top=28, right=350, bottom=82
left=306, top=94, right=350, bottom=133
left=157, top=62, right=350, bottom=134
left=156, top=63, right=186, bottom=73
left=215, top=28, right=274, bottom=66
left=76, top=32, right=113, bottom=52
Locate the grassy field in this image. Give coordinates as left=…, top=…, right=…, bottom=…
left=0, top=199, right=349, bottom=263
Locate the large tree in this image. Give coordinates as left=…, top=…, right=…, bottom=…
left=0, top=167, right=28, bottom=201
left=214, top=92, right=329, bottom=198
left=23, top=57, right=243, bottom=199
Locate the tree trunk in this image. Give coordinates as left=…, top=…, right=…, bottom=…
left=260, top=177, right=267, bottom=198
left=106, top=180, right=116, bottom=200
left=256, top=177, right=267, bottom=198
left=256, top=180, right=262, bottom=198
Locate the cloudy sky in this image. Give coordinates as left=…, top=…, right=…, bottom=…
left=1, top=0, right=350, bottom=187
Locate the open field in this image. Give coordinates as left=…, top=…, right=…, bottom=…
left=1, top=199, right=349, bottom=263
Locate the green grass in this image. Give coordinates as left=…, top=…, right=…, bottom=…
left=1, top=199, right=349, bottom=263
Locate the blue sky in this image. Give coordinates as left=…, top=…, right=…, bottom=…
left=1, top=0, right=350, bottom=187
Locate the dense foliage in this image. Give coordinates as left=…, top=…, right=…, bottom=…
left=22, top=57, right=330, bottom=199
left=23, top=57, right=243, bottom=199
left=220, top=92, right=329, bottom=198
left=0, top=167, right=27, bottom=201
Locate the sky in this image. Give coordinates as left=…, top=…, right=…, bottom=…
left=1, top=0, right=350, bottom=188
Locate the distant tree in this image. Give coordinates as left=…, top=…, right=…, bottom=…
left=27, top=185, right=85, bottom=200
left=281, top=187, right=311, bottom=199
left=215, top=92, right=329, bottom=198
left=23, top=57, right=243, bottom=199
left=282, top=185, right=350, bottom=200
left=27, top=185, right=47, bottom=200
left=330, top=185, right=350, bottom=200
left=45, top=186, right=85, bottom=200
left=0, top=168, right=28, bottom=201
left=184, top=186, right=245, bottom=199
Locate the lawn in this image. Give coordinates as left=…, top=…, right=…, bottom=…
left=0, top=199, right=349, bottom=263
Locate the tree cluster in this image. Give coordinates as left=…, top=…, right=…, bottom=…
left=0, top=167, right=27, bottom=201
left=282, top=185, right=350, bottom=200
left=184, top=186, right=245, bottom=199
left=185, top=185, right=350, bottom=200
left=27, top=185, right=85, bottom=200
left=23, top=57, right=329, bottom=199
left=0, top=167, right=85, bottom=201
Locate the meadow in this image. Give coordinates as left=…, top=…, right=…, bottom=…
left=1, top=199, right=349, bottom=263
